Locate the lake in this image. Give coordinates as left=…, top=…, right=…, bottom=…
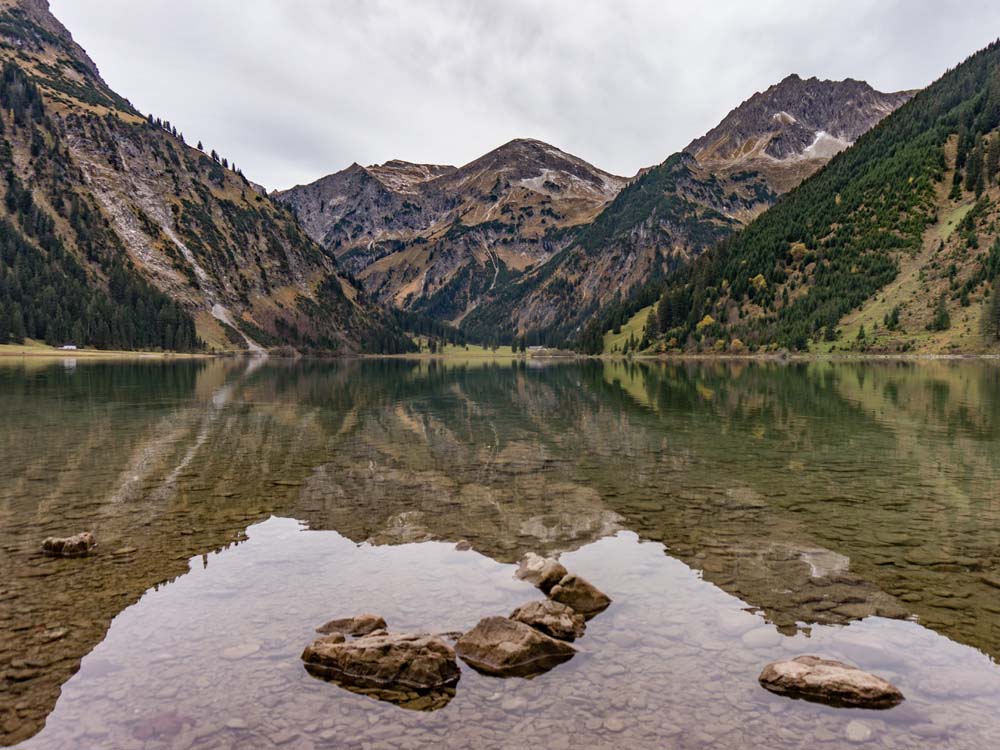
left=1, top=357, right=1000, bottom=750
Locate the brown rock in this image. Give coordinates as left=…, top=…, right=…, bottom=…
left=510, top=599, right=586, bottom=641
left=302, top=632, right=460, bottom=693
left=515, top=552, right=568, bottom=594
left=455, top=616, right=576, bottom=677
left=548, top=574, right=611, bottom=618
left=41, top=532, right=96, bottom=557
left=315, top=613, right=386, bottom=636
left=758, top=655, right=904, bottom=708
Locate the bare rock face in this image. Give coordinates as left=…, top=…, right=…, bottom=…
left=41, top=532, right=96, bottom=558
left=315, top=614, right=387, bottom=636
left=548, top=574, right=611, bottom=618
left=455, top=616, right=576, bottom=677
left=515, top=553, right=568, bottom=594
left=758, top=656, right=904, bottom=708
left=301, top=632, right=460, bottom=703
left=510, top=600, right=586, bottom=641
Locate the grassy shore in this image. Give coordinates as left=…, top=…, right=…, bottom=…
left=0, top=340, right=211, bottom=360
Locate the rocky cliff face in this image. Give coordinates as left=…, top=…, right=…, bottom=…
left=275, top=138, right=626, bottom=322
left=461, top=76, right=916, bottom=343
left=0, top=0, right=409, bottom=352
left=686, top=74, right=916, bottom=191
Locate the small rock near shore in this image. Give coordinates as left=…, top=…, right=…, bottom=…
left=315, top=613, right=386, bottom=636
left=515, top=553, right=568, bottom=594
left=548, top=574, right=611, bottom=618
left=510, top=599, right=586, bottom=641
left=758, top=655, right=904, bottom=708
left=455, top=616, right=576, bottom=677
left=41, top=532, right=96, bottom=557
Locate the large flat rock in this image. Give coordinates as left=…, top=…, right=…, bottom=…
left=302, top=631, right=460, bottom=697
left=759, top=655, right=904, bottom=708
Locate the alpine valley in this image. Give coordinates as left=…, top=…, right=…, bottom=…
left=276, top=77, right=915, bottom=348
left=2, top=0, right=1000, bottom=357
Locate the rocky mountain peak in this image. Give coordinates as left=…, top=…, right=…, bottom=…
left=365, top=160, right=457, bottom=193
left=686, top=75, right=916, bottom=167
left=440, top=138, right=626, bottom=200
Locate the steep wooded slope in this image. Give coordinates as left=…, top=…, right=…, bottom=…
left=640, top=40, right=1000, bottom=354
left=0, top=0, right=412, bottom=353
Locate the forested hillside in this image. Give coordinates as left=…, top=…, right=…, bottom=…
left=0, top=62, right=199, bottom=350
left=0, top=0, right=413, bottom=353
left=460, top=77, right=912, bottom=348
left=637, top=40, right=1000, bottom=354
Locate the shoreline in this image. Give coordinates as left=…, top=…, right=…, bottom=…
left=367, top=351, right=1000, bottom=363
left=0, top=343, right=215, bottom=360
left=3, top=343, right=997, bottom=364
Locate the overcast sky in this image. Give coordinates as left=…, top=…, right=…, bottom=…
left=50, top=0, right=1000, bottom=190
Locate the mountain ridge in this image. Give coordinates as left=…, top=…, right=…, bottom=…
left=637, top=40, right=1000, bottom=355
left=0, top=0, right=413, bottom=353
left=459, top=74, right=915, bottom=345
left=274, top=136, right=626, bottom=321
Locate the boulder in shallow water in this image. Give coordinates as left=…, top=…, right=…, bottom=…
left=758, top=655, right=904, bottom=708
left=515, top=552, right=568, bottom=594
left=41, top=532, right=96, bottom=557
left=455, top=616, right=576, bottom=677
left=302, top=631, right=460, bottom=698
left=315, top=613, right=386, bottom=636
left=548, top=574, right=611, bottom=618
left=510, top=599, right=586, bottom=641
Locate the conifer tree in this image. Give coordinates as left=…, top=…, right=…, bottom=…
left=987, top=134, right=1000, bottom=184
left=929, top=295, right=951, bottom=331
left=987, top=283, right=1000, bottom=341
left=966, top=136, right=985, bottom=195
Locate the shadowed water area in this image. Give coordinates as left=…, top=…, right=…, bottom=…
left=2, top=357, right=1000, bottom=749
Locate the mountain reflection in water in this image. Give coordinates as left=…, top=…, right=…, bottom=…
left=1, top=357, right=999, bottom=749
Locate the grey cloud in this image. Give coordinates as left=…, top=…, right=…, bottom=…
left=50, top=0, right=1000, bottom=190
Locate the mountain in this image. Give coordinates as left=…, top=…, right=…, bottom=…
left=275, top=138, right=626, bottom=323
left=0, top=0, right=412, bottom=353
left=460, top=76, right=915, bottom=345
left=642, top=40, right=1000, bottom=355
left=687, top=74, right=914, bottom=192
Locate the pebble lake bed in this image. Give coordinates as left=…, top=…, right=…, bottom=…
left=2, top=357, right=1000, bottom=749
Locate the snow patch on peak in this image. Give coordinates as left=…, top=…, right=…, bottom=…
left=520, top=168, right=621, bottom=201
left=802, top=130, right=852, bottom=160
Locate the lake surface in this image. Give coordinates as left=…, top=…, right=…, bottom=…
left=2, top=357, right=1000, bottom=749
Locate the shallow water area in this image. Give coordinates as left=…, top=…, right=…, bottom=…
left=2, top=357, right=1000, bottom=749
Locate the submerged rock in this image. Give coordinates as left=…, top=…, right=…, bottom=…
left=455, top=616, right=576, bottom=677
left=758, top=655, right=904, bottom=708
left=302, top=631, right=460, bottom=706
left=510, top=599, right=586, bottom=641
left=548, top=574, right=611, bottom=618
left=41, top=532, right=96, bottom=558
left=515, top=553, right=568, bottom=594
left=315, top=613, right=386, bottom=636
